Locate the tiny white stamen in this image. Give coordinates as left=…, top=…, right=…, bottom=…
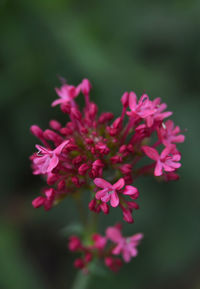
left=37, top=150, right=43, bottom=156
left=108, top=190, right=114, bottom=195
left=162, top=122, right=166, bottom=129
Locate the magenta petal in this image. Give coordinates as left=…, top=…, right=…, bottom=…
left=161, top=111, right=173, bottom=119
left=110, top=191, right=119, bottom=207
left=94, top=178, right=112, bottom=189
left=47, top=155, right=59, bottom=172
left=163, top=163, right=175, bottom=172
left=130, top=233, right=143, bottom=242
left=33, top=155, right=46, bottom=165
left=95, top=189, right=107, bottom=200
left=101, top=193, right=110, bottom=203
left=166, top=120, right=174, bottom=130
left=146, top=116, right=153, bottom=127
left=173, top=135, right=185, bottom=143
left=55, top=87, right=63, bottom=98
left=52, top=99, right=64, bottom=107
left=54, top=140, right=69, bottom=155
left=112, top=243, right=122, bottom=255
left=160, top=145, right=173, bottom=159
left=106, top=227, right=122, bottom=242
left=129, top=246, right=138, bottom=257
left=142, top=146, right=159, bottom=161
left=35, top=144, right=50, bottom=154
left=122, top=249, right=131, bottom=263
left=154, top=161, right=163, bottom=176
left=113, top=178, right=125, bottom=190
left=41, top=157, right=51, bottom=174
left=173, top=154, right=181, bottom=161
left=166, top=162, right=181, bottom=169
left=172, top=162, right=181, bottom=169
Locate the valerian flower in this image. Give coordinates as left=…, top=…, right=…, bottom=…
left=32, top=140, right=69, bottom=174
left=106, top=225, right=143, bottom=262
left=30, top=78, right=185, bottom=272
left=157, top=120, right=185, bottom=146
left=142, top=144, right=181, bottom=176
left=94, top=178, right=125, bottom=207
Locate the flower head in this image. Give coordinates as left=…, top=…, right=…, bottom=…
left=142, top=144, right=181, bottom=176
left=94, top=178, right=125, bottom=207
left=52, top=83, right=81, bottom=107
left=157, top=120, right=185, bottom=146
left=30, top=77, right=185, bottom=272
left=32, top=140, right=69, bottom=175
left=106, top=225, right=143, bottom=262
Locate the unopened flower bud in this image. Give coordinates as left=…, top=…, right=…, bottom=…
left=81, top=78, right=92, bottom=96
left=30, top=125, right=43, bottom=138
left=49, top=120, right=62, bottom=130
left=121, top=91, right=129, bottom=107
left=78, top=163, right=90, bottom=175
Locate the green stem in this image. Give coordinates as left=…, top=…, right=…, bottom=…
left=71, top=271, right=91, bottom=289
left=72, top=195, right=99, bottom=289
left=74, top=196, right=87, bottom=226
left=87, top=212, right=98, bottom=236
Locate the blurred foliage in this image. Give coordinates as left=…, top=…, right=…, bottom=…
left=0, top=0, right=200, bottom=288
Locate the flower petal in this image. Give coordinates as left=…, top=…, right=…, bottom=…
left=51, top=98, right=64, bottom=107
left=112, top=243, right=123, bottom=255
left=122, top=249, right=131, bottom=263
left=110, top=191, right=119, bottom=207
left=54, top=140, right=69, bottom=155
left=95, top=189, right=107, bottom=200
left=106, top=227, right=122, bottom=242
left=113, top=178, right=125, bottom=190
left=35, top=144, right=50, bottom=154
left=154, top=161, right=163, bottom=176
left=129, top=246, right=138, bottom=257
left=130, top=233, right=143, bottom=243
left=101, top=193, right=111, bottom=203
left=47, top=155, right=59, bottom=172
left=94, top=178, right=112, bottom=189
left=142, top=146, right=159, bottom=161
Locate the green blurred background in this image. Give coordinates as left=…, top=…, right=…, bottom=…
left=0, top=0, right=200, bottom=288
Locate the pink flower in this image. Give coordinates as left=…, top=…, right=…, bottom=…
left=142, top=144, right=181, bottom=176
left=145, top=98, right=172, bottom=127
left=127, top=92, right=156, bottom=120
left=157, top=120, right=185, bottom=146
left=106, top=226, right=143, bottom=262
left=94, top=178, right=125, bottom=207
left=33, top=140, right=69, bottom=174
left=94, top=178, right=139, bottom=208
left=52, top=83, right=81, bottom=107
left=127, top=93, right=172, bottom=127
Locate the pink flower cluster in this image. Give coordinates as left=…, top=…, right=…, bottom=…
left=68, top=224, right=143, bottom=273
left=30, top=78, right=184, bottom=272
